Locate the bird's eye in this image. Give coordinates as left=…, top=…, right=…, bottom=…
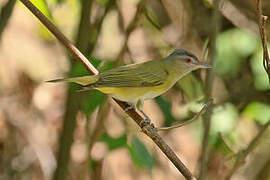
left=185, top=58, right=191, bottom=63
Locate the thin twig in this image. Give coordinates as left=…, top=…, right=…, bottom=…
left=158, top=98, right=213, bottom=131
left=144, top=9, right=162, bottom=30
left=86, top=0, right=115, bottom=54
left=199, top=1, right=221, bottom=179
left=255, top=0, right=270, bottom=82
left=218, top=132, right=237, bottom=154
left=88, top=96, right=110, bottom=151
left=114, top=1, right=145, bottom=66
left=18, top=0, right=196, bottom=179
left=225, top=119, right=270, bottom=180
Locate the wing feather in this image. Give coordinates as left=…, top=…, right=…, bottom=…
left=93, top=61, right=168, bottom=87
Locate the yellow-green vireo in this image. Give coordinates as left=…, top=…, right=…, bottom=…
left=48, top=49, right=211, bottom=124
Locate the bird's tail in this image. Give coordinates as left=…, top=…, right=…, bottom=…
left=46, top=75, right=99, bottom=86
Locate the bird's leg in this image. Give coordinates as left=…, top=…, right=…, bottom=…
left=136, top=100, right=151, bottom=127
left=124, top=103, right=135, bottom=112
left=138, top=109, right=151, bottom=126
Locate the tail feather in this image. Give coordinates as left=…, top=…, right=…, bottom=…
left=46, top=75, right=98, bottom=86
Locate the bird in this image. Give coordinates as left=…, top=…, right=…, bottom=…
left=47, top=49, right=211, bottom=124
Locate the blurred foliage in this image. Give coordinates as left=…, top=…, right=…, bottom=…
left=155, top=96, right=175, bottom=126
left=251, top=47, right=270, bottom=90
left=214, top=28, right=258, bottom=76
left=30, top=0, right=52, bottom=19
left=243, top=102, right=270, bottom=124
left=69, top=58, right=114, bottom=116
left=210, top=103, right=238, bottom=143
left=81, top=90, right=105, bottom=116
left=30, top=0, right=56, bottom=40
left=178, top=73, right=204, bottom=100
left=128, top=136, right=154, bottom=170
left=100, top=134, right=154, bottom=170
left=99, top=134, right=127, bottom=151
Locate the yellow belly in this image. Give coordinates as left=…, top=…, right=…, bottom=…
left=95, top=77, right=177, bottom=104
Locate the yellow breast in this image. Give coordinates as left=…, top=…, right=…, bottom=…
left=95, top=74, right=178, bottom=104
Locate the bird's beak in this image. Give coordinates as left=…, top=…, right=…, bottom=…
left=195, top=62, right=212, bottom=69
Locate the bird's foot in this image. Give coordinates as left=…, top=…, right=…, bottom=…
left=124, top=103, right=135, bottom=112
left=138, top=109, right=152, bottom=127
left=139, top=118, right=151, bottom=127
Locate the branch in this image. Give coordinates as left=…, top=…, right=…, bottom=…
left=255, top=0, right=270, bottom=83
left=18, top=0, right=196, bottom=179
left=158, top=98, right=213, bottom=131
left=225, top=119, right=270, bottom=179
left=113, top=0, right=145, bottom=66
left=86, top=0, right=115, bottom=54
left=199, top=1, right=221, bottom=179
left=75, top=0, right=93, bottom=54
left=53, top=1, right=95, bottom=179
left=218, top=132, right=237, bottom=154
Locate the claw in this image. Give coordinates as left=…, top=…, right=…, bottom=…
left=139, top=117, right=151, bottom=127
left=138, top=109, right=151, bottom=127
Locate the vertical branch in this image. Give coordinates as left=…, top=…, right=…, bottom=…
left=76, top=0, right=93, bottom=54
left=53, top=1, right=94, bottom=180
left=114, top=0, right=145, bottom=66
left=255, top=0, right=270, bottom=82
left=86, top=0, right=116, bottom=54
left=53, top=92, right=79, bottom=180
left=199, top=1, right=221, bottom=179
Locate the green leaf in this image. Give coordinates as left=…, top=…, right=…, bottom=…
left=99, top=134, right=127, bottom=151
left=30, top=0, right=52, bottom=20
left=243, top=102, right=270, bottom=124
left=211, top=103, right=238, bottom=135
left=70, top=57, right=101, bottom=76
left=200, top=103, right=239, bottom=145
left=96, top=0, right=110, bottom=5
left=127, top=136, right=154, bottom=170
left=178, top=73, right=204, bottom=100
left=55, top=0, right=65, bottom=4
left=71, top=62, right=89, bottom=76
left=155, top=96, right=175, bottom=126
left=214, top=28, right=258, bottom=76
left=30, top=0, right=56, bottom=41
left=98, top=60, right=114, bottom=72
left=81, top=90, right=105, bottom=116
left=250, top=48, right=270, bottom=90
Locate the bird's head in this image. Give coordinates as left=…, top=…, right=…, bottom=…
left=166, top=49, right=211, bottom=71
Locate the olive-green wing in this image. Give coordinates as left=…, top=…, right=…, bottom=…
left=93, top=61, right=169, bottom=87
